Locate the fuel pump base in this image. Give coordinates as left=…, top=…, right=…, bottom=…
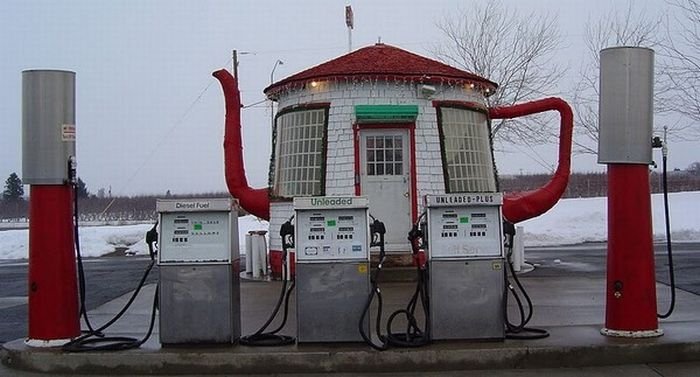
left=600, top=328, right=663, bottom=338
left=430, top=259, right=504, bottom=340
left=296, top=262, right=370, bottom=342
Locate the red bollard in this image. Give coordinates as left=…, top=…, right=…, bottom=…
left=22, top=69, right=81, bottom=346
left=598, top=47, right=662, bottom=337
left=26, top=185, right=80, bottom=345
left=602, top=165, right=661, bottom=337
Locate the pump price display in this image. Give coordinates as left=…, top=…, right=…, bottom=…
left=426, top=193, right=503, bottom=259
left=294, top=202, right=370, bottom=262
left=159, top=211, right=232, bottom=263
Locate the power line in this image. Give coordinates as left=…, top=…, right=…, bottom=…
left=99, top=56, right=233, bottom=215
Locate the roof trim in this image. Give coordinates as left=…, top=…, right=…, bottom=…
left=264, top=43, right=497, bottom=98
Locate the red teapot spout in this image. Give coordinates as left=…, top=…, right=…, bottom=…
left=213, top=69, right=270, bottom=220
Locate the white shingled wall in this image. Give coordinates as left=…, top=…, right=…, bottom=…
left=268, top=80, right=486, bottom=252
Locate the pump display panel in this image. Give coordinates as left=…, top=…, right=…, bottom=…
left=426, top=193, right=503, bottom=259
left=294, top=197, right=370, bottom=262
left=157, top=199, right=237, bottom=264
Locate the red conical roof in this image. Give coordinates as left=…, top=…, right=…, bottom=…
left=264, top=43, right=497, bottom=98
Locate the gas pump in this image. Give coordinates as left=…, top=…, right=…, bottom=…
left=425, top=193, right=505, bottom=340
left=157, top=198, right=241, bottom=344
left=294, top=196, right=371, bottom=343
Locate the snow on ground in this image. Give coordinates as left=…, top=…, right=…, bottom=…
left=521, top=191, right=700, bottom=246
left=0, top=192, right=698, bottom=259
left=0, top=216, right=269, bottom=260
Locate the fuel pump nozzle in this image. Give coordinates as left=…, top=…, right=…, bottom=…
left=502, top=221, right=516, bottom=261
left=369, top=219, right=386, bottom=259
left=145, top=222, right=158, bottom=261
left=279, top=219, right=295, bottom=256
left=408, top=224, right=426, bottom=270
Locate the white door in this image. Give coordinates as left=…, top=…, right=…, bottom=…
left=360, top=129, right=412, bottom=252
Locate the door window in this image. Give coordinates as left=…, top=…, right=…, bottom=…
left=365, top=135, right=404, bottom=176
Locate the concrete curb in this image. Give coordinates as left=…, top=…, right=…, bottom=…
left=4, top=324, right=700, bottom=375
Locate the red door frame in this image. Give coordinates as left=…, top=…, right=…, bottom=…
left=352, top=122, right=418, bottom=223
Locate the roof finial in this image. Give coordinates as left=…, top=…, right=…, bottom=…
left=377, top=36, right=382, bottom=44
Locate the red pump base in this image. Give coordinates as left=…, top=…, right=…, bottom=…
left=602, top=164, right=662, bottom=338
left=26, top=185, right=80, bottom=346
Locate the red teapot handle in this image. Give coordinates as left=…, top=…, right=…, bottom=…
left=489, top=98, right=574, bottom=223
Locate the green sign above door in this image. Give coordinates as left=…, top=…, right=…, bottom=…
left=355, top=105, right=419, bottom=123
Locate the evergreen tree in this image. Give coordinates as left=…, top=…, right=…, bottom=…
left=3, top=172, right=24, bottom=201
left=76, top=177, right=90, bottom=198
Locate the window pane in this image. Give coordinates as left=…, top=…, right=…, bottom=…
left=376, top=164, right=384, bottom=175
left=439, top=108, right=496, bottom=193
left=367, top=137, right=374, bottom=148
left=273, top=109, right=326, bottom=197
left=368, top=164, right=375, bottom=176
left=386, top=150, right=394, bottom=162
left=386, top=163, right=393, bottom=175
left=395, top=163, right=402, bottom=175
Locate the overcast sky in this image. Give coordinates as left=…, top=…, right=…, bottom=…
left=1, top=0, right=693, bottom=196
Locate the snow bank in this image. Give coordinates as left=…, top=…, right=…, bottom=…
left=521, top=191, right=700, bottom=246
left=0, top=215, right=269, bottom=260
left=0, top=192, right=698, bottom=259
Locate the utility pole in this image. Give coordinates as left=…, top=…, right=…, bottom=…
left=232, top=50, right=238, bottom=79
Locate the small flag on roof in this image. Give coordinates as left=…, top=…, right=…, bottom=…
left=345, top=5, right=354, bottom=29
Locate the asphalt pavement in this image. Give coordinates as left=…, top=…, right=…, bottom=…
left=2, top=243, right=700, bottom=375
left=2, top=361, right=700, bottom=377
left=0, top=256, right=158, bottom=344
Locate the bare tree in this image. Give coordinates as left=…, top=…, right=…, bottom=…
left=433, top=1, right=566, bottom=147
left=664, top=0, right=700, bottom=139
left=572, top=3, right=669, bottom=154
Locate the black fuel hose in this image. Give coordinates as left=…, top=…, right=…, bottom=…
left=72, top=182, right=101, bottom=336
left=658, top=147, right=676, bottom=319
left=238, top=267, right=296, bottom=346
left=63, top=223, right=159, bottom=352
left=239, top=220, right=296, bottom=346
left=360, top=218, right=431, bottom=350
left=385, top=267, right=430, bottom=347
left=63, top=174, right=159, bottom=352
left=359, top=254, right=389, bottom=351
left=503, top=226, right=549, bottom=340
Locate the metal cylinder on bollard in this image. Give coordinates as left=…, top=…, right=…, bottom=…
left=22, top=69, right=80, bottom=346
left=598, top=47, right=662, bottom=338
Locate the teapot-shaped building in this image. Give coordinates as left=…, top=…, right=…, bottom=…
left=213, top=43, right=573, bottom=272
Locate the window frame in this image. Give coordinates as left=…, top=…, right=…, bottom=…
left=434, top=102, right=499, bottom=193
left=269, top=103, right=330, bottom=200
